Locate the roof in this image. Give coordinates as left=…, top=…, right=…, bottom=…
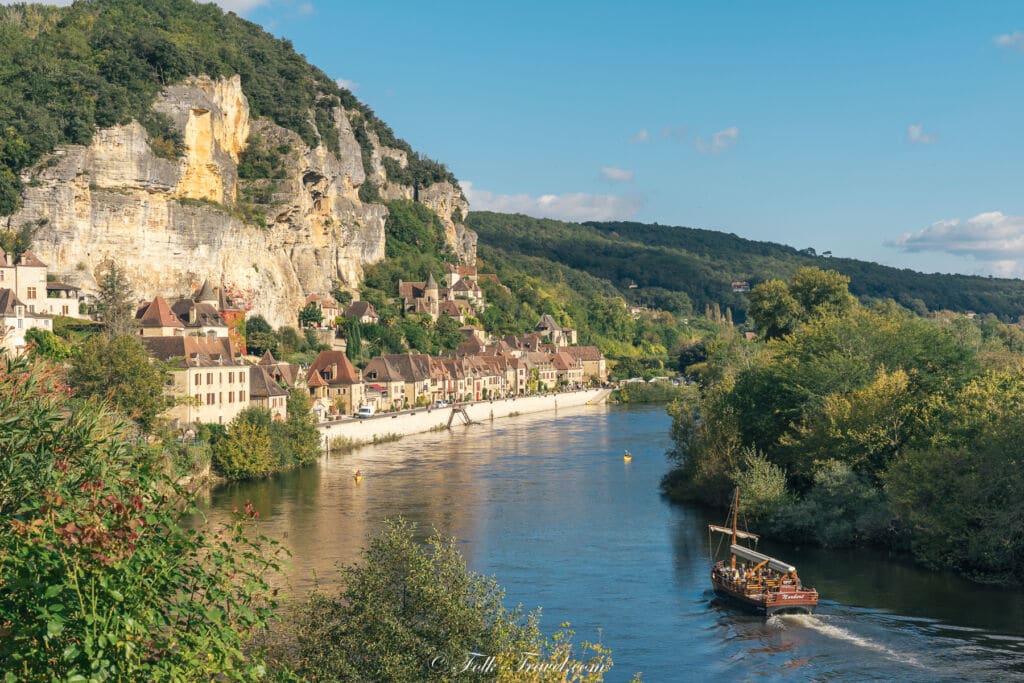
left=362, top=356, right=406, bottom=382
left=398, top=281, right=426, bottom=300
left=17, top=251, right=47, bottom=268
left=308, top=350, right=362, bottom=385
left=536, top=314, right=561, bottom=332
left=565, top=345, right=603, bottom=361
left=46, top=282, right=81, bottom=293
left=305, top=293, right=340, bottom=309
left=249, top=366, right=289, bottom=399
left=306, top=369, right=327, bottom=388
left=438, top=301, right=464, bottom=318
left=425, top=273, right=438, bottom=289
left=378, top=353, right=431, bottom=381
left=136, top=296, right=184, bottom=328
left=343, top=300, right=378, bottom=319
left=195, top=279, right=218, bottom=303
left=140, top=336, right=241, bottom=367
left=171, top=299, right=226, bottom=328
left=0, top=288, right=25, bottom=316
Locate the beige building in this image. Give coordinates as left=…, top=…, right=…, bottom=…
left=0, top=249, right=47, bottom=316
left=307, top=350, right=364, bottom=416
left=141, top=336, right=248, bottom=428
left=249, top=365, right=288, bottom=421
left=565, top=345, right=607, bottom=383
left=0, top=288, right=53, bottom=356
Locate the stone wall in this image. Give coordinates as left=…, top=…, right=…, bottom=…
left=318, top=389, right=611, bottom=448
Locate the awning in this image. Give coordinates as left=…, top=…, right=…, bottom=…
left=730, top=544, right=796, bottom=574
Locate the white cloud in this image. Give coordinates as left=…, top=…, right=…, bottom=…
left=599, top=166, right=634, bottom=183
left=463, top=181, right=644, bottom=222
left=890, top=212, right=1024, bottom=273
left=695, top=126, right=739, bottom=154
left=335, top=78, right=359, bottom=91
left=661, top=125, right=688, bottom=142
left=907, top=124, right=936, bottom=145
left=628, top=128, right=649, bottom=144
left=994, top=31, right=1024, bottom=49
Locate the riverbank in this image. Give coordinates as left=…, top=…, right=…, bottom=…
left=318, top=388, right=611, bottom=448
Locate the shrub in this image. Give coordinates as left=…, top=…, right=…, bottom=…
left=0, top=355, right=283, bottom=679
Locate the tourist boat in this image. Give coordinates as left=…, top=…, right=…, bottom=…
left=709, top=488, right=818, bottom=616
left=623, top=450, right=633, bottom=462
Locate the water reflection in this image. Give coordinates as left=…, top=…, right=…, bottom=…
left=197, top=404, right=1024, bottom=682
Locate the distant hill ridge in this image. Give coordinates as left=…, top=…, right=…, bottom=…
left=468, top=212, right=1024, bottom=321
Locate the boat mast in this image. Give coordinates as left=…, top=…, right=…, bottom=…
left=730, top=486, right=738, bottom=570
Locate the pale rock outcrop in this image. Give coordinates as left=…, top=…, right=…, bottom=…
left=4, top=75, right=474, bottom=326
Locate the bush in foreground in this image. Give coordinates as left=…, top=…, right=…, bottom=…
left=294, top=519, right=619, bottom=682
left=0, top=356, right=284, bottom=680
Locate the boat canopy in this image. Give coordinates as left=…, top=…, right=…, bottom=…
left=730, top=544, right=796, bottom=574
left=708, top=524, right=759, bottom=541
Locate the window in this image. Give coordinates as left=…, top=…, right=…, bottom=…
left=229, top=372, right=234, bottom=384
left=61, top=305, right=69, bottom=315
left=206, top=372, right=213, bottom=384
left=195, top=375, right=201, bottom=386
left=207, top=393, right=215, bottom=405
left=26, top=287, right=36, bottom=299
left=228, top=392, right=234, bottom=403
left=239, top=391, right=245, bottom=402
left=239, top=371, right=245, bottom=383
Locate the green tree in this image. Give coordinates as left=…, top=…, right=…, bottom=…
left=0, top=355, right=281, bottom=679
left=344, top=317, right=362, bottom=362
left=296, top=519, right=612, bottom=682
left=789, top=266, right=855, bottom=319
left=67, top=335, right=170, bottom=430
left=298, top=301, right=323, bottom=327
left=95, top=262, right=136, bottom=338
left=24, top=327, right=71, bottom=361
left=747, top=279, right=800, bottom=340
left=212, top=416, right=274, bottom=480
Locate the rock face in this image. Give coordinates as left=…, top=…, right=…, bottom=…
left=4, top=75, right=474, bottom=327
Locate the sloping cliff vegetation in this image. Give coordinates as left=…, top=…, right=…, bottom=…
left=0, top=0, right=471, bottom=326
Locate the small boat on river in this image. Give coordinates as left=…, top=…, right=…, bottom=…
left=623, top=450, right=633, bottom=462
left=709, top=488, right=818, bottom=616
left=353, top=470, right=363, bottom=484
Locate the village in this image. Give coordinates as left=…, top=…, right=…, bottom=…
left=0, top=248, right=608, bottom=430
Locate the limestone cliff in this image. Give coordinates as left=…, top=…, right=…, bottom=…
left=5, top=75, right=473, bottom=327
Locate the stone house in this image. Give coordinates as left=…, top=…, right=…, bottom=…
left=372, top=353, right=434, bottom=407
left=304, top=293, right=341, bottom=328
left=535, top=314, right=577, bottom=348
left=524, top=351, right=559, bottom=392
left=398, top=273, right=441, bottom=319
left=432, top=357, right=468, bottom=403
left=361, top=355, right=407, bottom=411
left=135, top=296, right=185, bottom=337
left=140, top=335, right=248, bottom=428
left=342, top=300, right=379, bottom=324
left=550, top=351, right=585, bottom=387
left=0, top=288, right=53, bottom=356
left=249, top=365, right=288, bottom=420
left=307, top=350, right=364, bottom=416
left=565, top=345, right=607, bottom=383
left=257, top=350, right=300, bottom=389
left=0, top=249, right=48, bottom=317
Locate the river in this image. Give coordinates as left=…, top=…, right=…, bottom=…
left=199, top=404, right=1024, bottom=681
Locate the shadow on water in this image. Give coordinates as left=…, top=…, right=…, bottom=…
left=196, top=404, right=1024, bottom=682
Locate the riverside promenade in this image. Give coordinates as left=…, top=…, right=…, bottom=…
left=318, top=388, right=611, bottom=448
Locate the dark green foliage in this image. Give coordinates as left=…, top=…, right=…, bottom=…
left=298, top=301, right=323, bottom=327
left=610, top=381, right=689, bottom=403
left=212, top=393, right=319, bottom=480
left=94, top=261, right=136, bottom=338
left=0, top=0, right=448, bottom=216
left=23, top=327, right=70, bottom=361
left=0, top=219, right=41, bottom=260
left=0, top=356, right=281, bottom=679
left=294, top=519, right=611, bottom=681
left=384, top=199, right=450, bottom=259
left=237, top=134, right=288, bottom=180
left=67, top=335, right=172, bottom=431
left=469, top=212, right=1024, bottom=322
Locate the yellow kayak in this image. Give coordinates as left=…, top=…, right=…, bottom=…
left=354, top=471, right=363, bottom=483
left=624, top=451, right=633, bottom=462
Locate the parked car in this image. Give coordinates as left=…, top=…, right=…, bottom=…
left=356, top=405, right=376, bottom=418
left=433, top=400, right=449, bottom=408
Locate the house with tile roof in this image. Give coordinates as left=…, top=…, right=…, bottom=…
left=565, top=345, right=607, bottom=383
left=551, top=351, right=585, bottom=387
left=304, top=293, right=342, bottom=328
left=257, top=350, right=300, bottom=388
left=0, top=288, right=53, bottom=356
left=361, top=355, right=408, bottom=411
left=135, top=296, right=184, bottom=337
left=140, top=335, right=248, bottom=428
left=0, top=248, right=48, bottom=317
left=307, top=350, right=365, bottom=416
left=249, top=365, right=289, bottom=421
left=342, top=300, right=379, bottom=324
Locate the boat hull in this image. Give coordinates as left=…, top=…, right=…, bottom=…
left=711, top=571, right=817, bottom=616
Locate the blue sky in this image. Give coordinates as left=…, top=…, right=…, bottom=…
left=17, top=0, right=1024, bottom=276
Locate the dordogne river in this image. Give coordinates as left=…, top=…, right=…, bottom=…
left=199, top=404, right=1024, bottom=681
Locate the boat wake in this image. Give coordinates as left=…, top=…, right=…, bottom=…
left=771, top=614, right=926, bottom=669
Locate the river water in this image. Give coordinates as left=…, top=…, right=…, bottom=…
left=199, top=404, right=1024, bottom=681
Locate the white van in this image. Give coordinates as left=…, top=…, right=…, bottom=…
left=356, top=405, right=376, bottom=418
